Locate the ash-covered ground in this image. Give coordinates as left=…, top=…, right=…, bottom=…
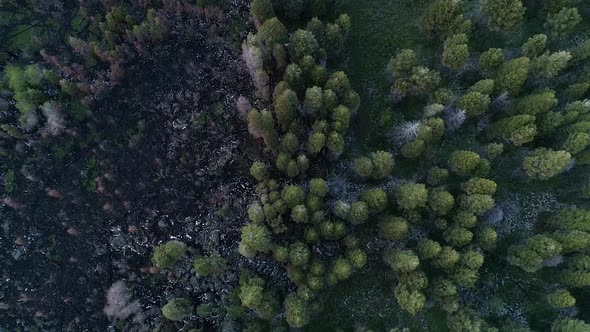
left=0, top=5, right=269, bottom=330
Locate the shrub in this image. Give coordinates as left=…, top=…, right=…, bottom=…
left=162, top=298, right=193, bottom=321
left=152, top=241, right=187, bottom=269
left=193, top=255, right=227, bottom=276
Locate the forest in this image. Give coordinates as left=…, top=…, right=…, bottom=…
left=1, top=0, right=590, bottom=331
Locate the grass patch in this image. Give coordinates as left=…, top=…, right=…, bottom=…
left=338, top=0, right=433, bottom=156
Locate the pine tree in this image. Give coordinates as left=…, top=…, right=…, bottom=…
left=482, top=0, right=525, bottom=31
left=496, top=57, right=530, bottom=95
left=523, top=148, right=572, bottom=180
left=545, top=7, right=582, bottom=38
